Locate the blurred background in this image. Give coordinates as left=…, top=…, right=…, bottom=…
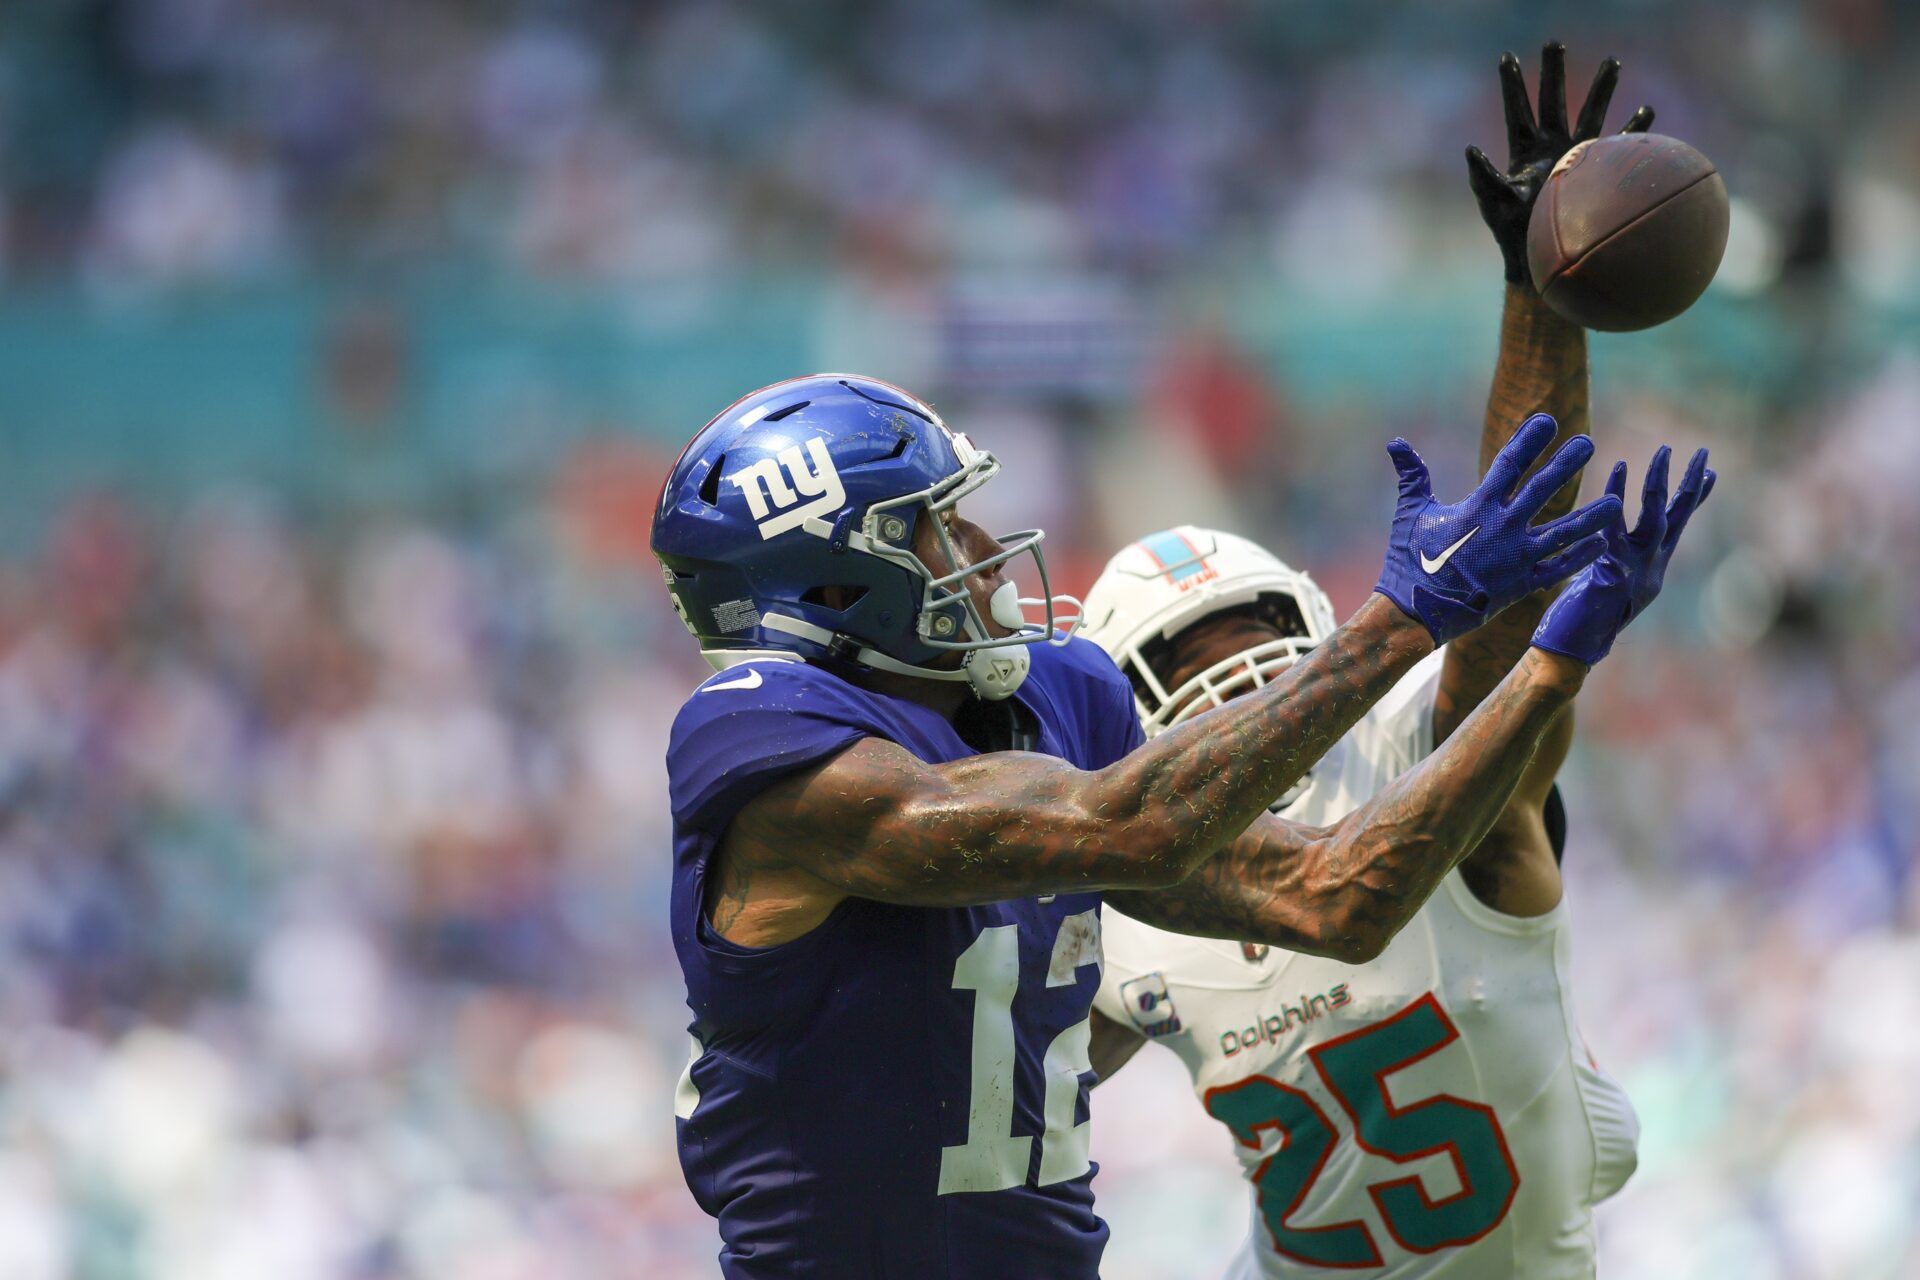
left=0, top=0, right=1916, bottom=1276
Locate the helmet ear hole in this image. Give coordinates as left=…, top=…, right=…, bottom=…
left=801, top=585, right=870, bottom=612
left=697, top=456, right=727, bottom=506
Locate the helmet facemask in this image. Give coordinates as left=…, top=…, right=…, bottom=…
left=1135, top=628, right=1319, bottom=736
left=1128, top=596, right=1320, bottom=810
left=859, top=435, right=1080, bottom=700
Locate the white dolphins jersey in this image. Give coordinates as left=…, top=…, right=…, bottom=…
left=1096, top=652, right=1639, bottom=1279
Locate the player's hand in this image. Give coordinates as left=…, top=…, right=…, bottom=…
left=1466, top=41, right=1656, bottom=287
left=1531, top=445, right=1716, bottom=665
left=1375, top=413, right=1623, bottom=644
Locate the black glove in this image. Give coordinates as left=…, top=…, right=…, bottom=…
left=1466, top=42, right=1656, bottom=286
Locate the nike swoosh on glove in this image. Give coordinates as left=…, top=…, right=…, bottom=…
left=1532, top=444, right=1717, bottom=665
left=1375, top=413, right=1624, bottom=644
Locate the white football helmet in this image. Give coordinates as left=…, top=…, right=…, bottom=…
left=1080, top=526, right=1337, bottom=736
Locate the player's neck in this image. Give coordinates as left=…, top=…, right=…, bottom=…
left=846, top=663, right=975, bottom=723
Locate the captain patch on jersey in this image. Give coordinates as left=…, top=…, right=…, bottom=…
left=1116, top=972, right=1183, bottom=1039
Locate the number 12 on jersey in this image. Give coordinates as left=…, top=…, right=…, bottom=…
left=1203, top=993, right=1520, bottom=1267
left=939, top=915, right=1100, bottom=1195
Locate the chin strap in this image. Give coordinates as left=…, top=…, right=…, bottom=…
left=760, top=612, right=1030, bottom=700
left=699, top=647, right=802, bottom=673
left=850, top=642, right=975, bottom=684
left=760, top=612, right=960, bottom=679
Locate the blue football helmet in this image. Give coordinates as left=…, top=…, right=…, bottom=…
left=651, top=374, right=1080, bottom=700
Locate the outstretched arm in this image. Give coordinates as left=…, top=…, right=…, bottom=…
left=1093, top=684, right=1569, bottom=1084
left=714, top=594, right=1433, bottom=943
left=1109, top=646, right=1581, bottom=962
left=1434, top=289, right=1588, bottom=741
left=1438, top=42, right=1656, bottom=741
left=1119, top=445, right=1715, bottom=959
left=1454, top=703, right=1572, bottom=916
left=710, top=422, right=1620, bottom=947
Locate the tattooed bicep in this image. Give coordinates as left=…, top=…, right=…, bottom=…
left=728, top=738, right=1166, bottom=905
left=728, top=736, right=941, bottom=868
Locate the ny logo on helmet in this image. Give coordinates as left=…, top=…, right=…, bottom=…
left=727, top=437, right=847, bottom=540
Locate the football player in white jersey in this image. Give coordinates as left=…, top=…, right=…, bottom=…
left=1081, top=526, right=1639, bottom=1278
left=1080, top=45, right=1669, bottom=1278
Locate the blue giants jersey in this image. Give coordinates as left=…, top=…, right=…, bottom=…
left=666, top=637, right=1146, bottom=1279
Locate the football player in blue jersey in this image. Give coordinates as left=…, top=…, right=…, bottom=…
left=653, top=371, right=1707, bottom=1279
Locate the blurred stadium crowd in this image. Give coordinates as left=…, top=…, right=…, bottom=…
left=1, top=1, right=1918, bottom=1277
left=0, top=0, right=1912, bottom=294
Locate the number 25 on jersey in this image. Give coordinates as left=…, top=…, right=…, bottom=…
left=1204, top=993, right=1520, bottom=1268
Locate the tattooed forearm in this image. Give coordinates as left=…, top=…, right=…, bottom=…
left=1112, top=647, right=1586, bottom=961
left=721, top=594, right=1433, bottom=915
left=1434, top=284, right=1591, bottom=742
left=1066, top=593, right=1433, bottom=874
left=1485, top=284, right=1590, bottom=514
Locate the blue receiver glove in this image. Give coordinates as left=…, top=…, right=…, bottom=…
left=1532, top=444, right=1717, bottom=665
left=1376, top=413, right=1624, bottom=643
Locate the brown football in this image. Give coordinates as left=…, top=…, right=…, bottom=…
left=1527, top=133, right=1729, bottom=332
